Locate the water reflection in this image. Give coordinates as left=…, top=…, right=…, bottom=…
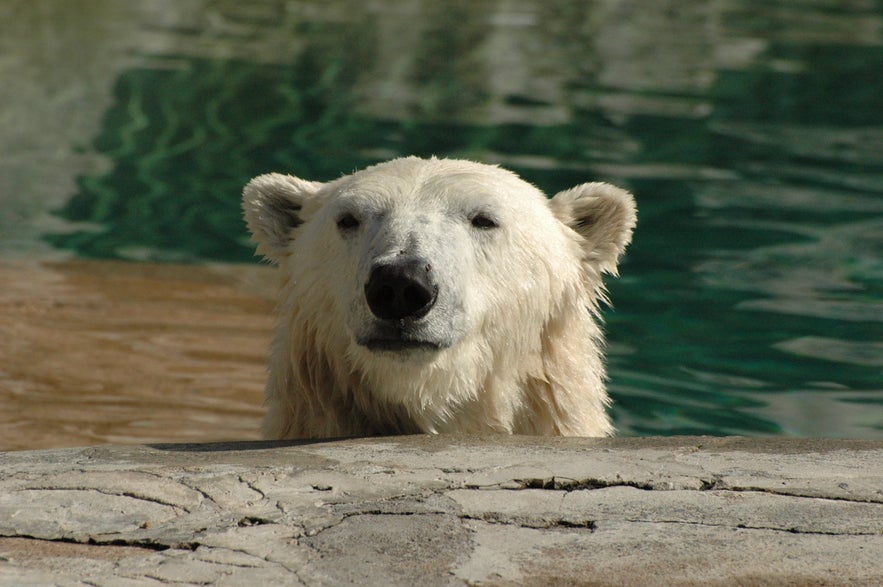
left=0, top=259, right=271, bottom=450
left=3, top=0, right=882, bottom=440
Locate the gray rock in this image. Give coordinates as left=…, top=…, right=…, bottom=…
left=1, top=436, right=881, bottom=586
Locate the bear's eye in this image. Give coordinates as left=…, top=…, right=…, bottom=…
left=470, top=212, right=499, bottom=230
left=336, top=212, right=360, bottom=232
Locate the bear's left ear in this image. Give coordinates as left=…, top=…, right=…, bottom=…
left=242, top=173, right=323, bottom=263
left=549, top=182, right=637, bottom=275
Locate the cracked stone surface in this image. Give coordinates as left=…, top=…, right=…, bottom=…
left=0, top=436, right=881, bottom=586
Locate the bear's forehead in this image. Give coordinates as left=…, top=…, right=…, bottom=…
left=325, top=160, right=547, bottom=211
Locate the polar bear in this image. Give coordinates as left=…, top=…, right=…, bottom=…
left=243, top=157, right=636, bottom=438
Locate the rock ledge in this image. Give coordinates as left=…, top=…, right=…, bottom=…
left=1, top=436, right=881, bottom=586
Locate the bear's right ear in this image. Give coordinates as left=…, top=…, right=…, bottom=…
left=242, top=173, right=323, bottom=263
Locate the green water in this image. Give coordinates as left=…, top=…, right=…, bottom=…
left=13, top=1, right=883, bottom=436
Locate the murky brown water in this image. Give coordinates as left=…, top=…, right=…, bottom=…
left=0, top=259, right=275, bottom=450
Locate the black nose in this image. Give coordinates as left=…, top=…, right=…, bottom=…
left=364, top=259, right=438, bottom=320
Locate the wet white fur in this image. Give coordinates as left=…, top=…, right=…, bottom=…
left=243, top=157, right=636, bottom=438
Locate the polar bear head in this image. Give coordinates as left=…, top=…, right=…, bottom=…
left=243, top=157, right=636, bottom=438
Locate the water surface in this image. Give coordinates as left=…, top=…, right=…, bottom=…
left=2, top=0, right=881, bottom=444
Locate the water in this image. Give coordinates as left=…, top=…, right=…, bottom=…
left=2, top=0, right=881, bottom=443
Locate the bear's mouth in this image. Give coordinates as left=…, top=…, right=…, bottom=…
left=360, top=337, right=445, bottom=353
left=357, top=321, right=450, bottom=353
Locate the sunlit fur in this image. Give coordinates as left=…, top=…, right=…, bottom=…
left=243, top=157, right=636, bottom=438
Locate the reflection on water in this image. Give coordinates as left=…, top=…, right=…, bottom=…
left=2, top=0, right=881, bottom=444
left=0, top=259, right=271, bottom=450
